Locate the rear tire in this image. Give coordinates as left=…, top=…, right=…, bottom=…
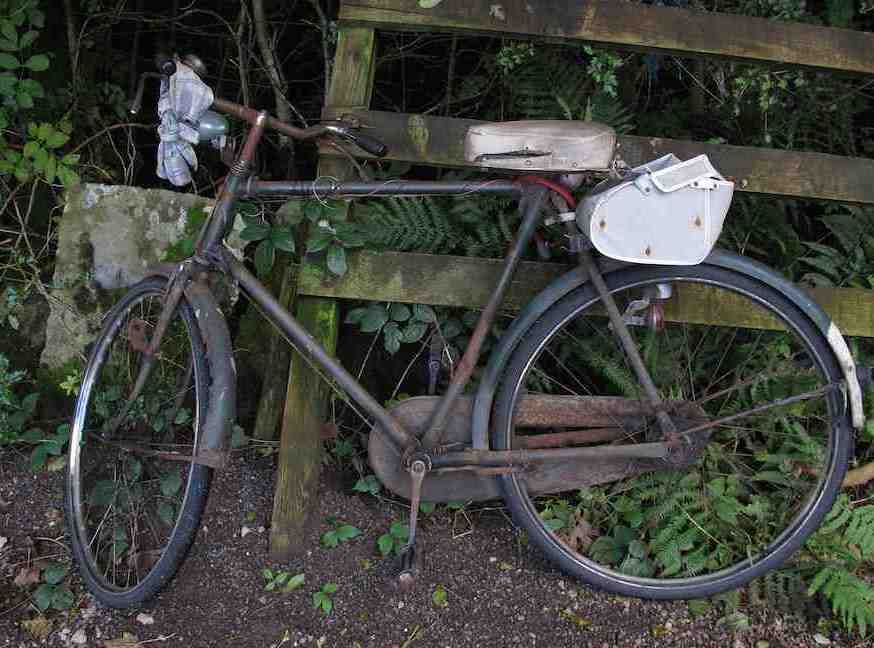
left=65, top=277, right=212, bottom=608
left=492, top=264, right=852, bottom=600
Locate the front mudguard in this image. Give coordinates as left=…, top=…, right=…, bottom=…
left=146, top=264, right=236, bottom=469
left=470, top=249, right=864, bottom=450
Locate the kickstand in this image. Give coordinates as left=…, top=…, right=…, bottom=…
left=397, top=458, right=428, bottom=590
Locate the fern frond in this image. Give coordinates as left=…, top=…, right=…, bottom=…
left=808, top=566, right=874, bottom=638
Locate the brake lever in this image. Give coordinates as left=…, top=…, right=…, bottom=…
left=129, top=72, right=165, bottom=115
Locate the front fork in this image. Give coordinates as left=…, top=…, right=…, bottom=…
left=102, top=260, right=198, bottom=440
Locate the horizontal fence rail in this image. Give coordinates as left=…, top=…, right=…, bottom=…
left=322, top=108, right=874, bottom=205
left=341, top=0, right=874, bottom=74
left=299, top=251, right=874, bottom=338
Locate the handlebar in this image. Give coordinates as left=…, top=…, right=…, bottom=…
left=134, top=53, right=388, bottom=158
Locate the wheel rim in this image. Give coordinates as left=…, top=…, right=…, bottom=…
left=68, top=288, right=203, bottom=594
left=497, top=269, right=846, bottom=593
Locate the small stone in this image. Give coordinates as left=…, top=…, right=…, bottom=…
left=755, top=641, right=770, bottom=648
left=813, top=634, right=831, bottom=646
left=136, top=613, right=154, bottom=625
left=489, top=556, right=497, bottom=563
left=240, top=525, right=253, bottom=538
left=71, top=628, right=87, bottom=645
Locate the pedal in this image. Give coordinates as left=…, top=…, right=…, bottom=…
left=396, top=545, right=419, bottom=591
left=395, top=457, right=429, bottom=591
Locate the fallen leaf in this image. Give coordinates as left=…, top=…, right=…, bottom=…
left=813, top=634, right=831, bottom=646
left=418, top=0, right=443, bottom=8
left=21, top=615, right=52, bottom=640
left=71, top=628, right=87, bottom=645
left=566, top=516, right=595, bottom=553
left=560, top=608, right=591, bottom=629
left=136, top=612, right=154, bottom=625
left=103, top=632, right=139, bottom=648
left=14, top=566, right=41, bottom=587
left=0, top=536, right=8, bottom=551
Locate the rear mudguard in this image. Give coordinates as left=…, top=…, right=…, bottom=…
left=470, top=248, right=864, bottom=450
left=147, top=264, right=236, bottom=469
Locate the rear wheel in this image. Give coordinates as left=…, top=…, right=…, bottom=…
left=492, top=264, right=851, bottom=600
left=65, top=277, right=212, bottom=608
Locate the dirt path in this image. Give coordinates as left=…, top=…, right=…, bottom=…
left=0, top=450, right=860, bottom=648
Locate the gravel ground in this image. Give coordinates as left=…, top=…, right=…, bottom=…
left=0, top=448, right=864, bottom=648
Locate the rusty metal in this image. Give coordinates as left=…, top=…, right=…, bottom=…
left=397, top=459, right=428, bottom=590
left=677, top=383, right=838, bottom=438
left=515, top=428, right=630, bottom=448
left=368, top=394, right=708, bottom=502
left=225, top=250, right=415, bottom=453
left=575, top=238, right=679, bottom=441
left=420, top=185, right=549, bottom=450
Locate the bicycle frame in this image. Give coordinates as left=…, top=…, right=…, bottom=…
left=147, top=104, right=674, bottom=474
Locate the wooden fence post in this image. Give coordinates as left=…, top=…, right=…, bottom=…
left=269, top=26, right=377, bottom=560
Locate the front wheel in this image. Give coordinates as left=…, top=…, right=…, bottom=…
left=65, top=277, right=212, bottom=608
left=492, top=264, right=851, bottom=600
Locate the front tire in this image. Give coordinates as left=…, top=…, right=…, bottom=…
left=492, top=264, right=851, bottom=600
left=65, top=277, right=212, bottom=608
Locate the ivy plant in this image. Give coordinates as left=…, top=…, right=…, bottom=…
left=345, top=302, right=435, bottom=355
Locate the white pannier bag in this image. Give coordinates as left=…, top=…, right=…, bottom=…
left=576, top=154, right=734, bottom=265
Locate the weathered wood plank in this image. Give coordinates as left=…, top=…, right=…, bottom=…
left=299, top=250, right=874, bottom=337
left=270, top=26, right=377, bottom=561
left=322, top=109, right=874, bottom=204
left=340, top=0, right=874, bottom=75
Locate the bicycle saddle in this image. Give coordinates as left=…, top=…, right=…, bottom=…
left=464, top=120, right=616, bottom=173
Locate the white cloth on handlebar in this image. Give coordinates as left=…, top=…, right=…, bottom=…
left=156, top=62, right=214, bottom=187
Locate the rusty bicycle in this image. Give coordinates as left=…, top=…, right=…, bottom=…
left=65, top=55, right=864, bottom=608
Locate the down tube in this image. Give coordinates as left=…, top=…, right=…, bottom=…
left=224, top=252, right=412, bottom=453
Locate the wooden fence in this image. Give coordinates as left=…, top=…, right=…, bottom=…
left=267, top=0, right=874, bottom=558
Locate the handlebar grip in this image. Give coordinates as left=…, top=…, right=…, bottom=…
left=155, top=54, right=177, bottom=76
left=343, top=130, right=389, bottom=158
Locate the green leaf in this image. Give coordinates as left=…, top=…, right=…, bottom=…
left=401, top=321, right=427, bottom=344
left=432, top=584, right=448, bottom=607
left=30, top=443, right=48, bottom=470
left=124, top=457, right=142, bottom=482
left=282, top=573, right=305, bottom=592
left=16, top=89, right=32, bottom=108
left=157, top=502, right=175, bottom=526
left=383, top=321, right=402, bottom=354
left=389, top=521, right=409, bottom=540
left=44, top=130, right=68, bottom=149
left=42, top=562, right=68, bottom=585
left=29, top=10, right=45, bottom=29
left=276, top=200, right=305, bottom=225
left=240, top=223, right=270, bottom=241
left=326, top=245, right=347, bottom=276
left=33, top=583, right=54, bottom=611
left=0, top=22, right=16, bottom=48
left=419, top=502, right=436, bottom=514
left=377, top=533, right=394, bottom=556
left=254, top=239, right=275, bottom=277
left=270, top=226, right=296, bottom=253
left=323, top=582, right=338, bottom=594
left=0, top=39, right=17, bottom=52
left=360, top=304, right=388, bottom=333
left=389, top=303, right=411, bottom=322
left=60, top=152, right=79, bottom=165
left=345, top=307, right=367, bottom=325
left=353, top=475, right=381, bottom=495
left=412, top=304, right=436, bottom=323
left=160, top=471, right=182, bottom=497
left=18, top=30, right=37, bottom=50
left=89, top=480, right=117, bottom=507
left=441, top=318, right=463, bottom=339
left=23, top=53, right=48, bottom=72
left=0, top=73, right=16, bottom=91
left=0, top=53, right=19, bottom=69
left=306, top=228, right=334, bottom=253
left=56, top=165, right=79, bottom=187
left=336, top=525, right=360, bottom=541
left=321, top=530, right=339, bottom=548
left=50, top=586, right=74, bottom=610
